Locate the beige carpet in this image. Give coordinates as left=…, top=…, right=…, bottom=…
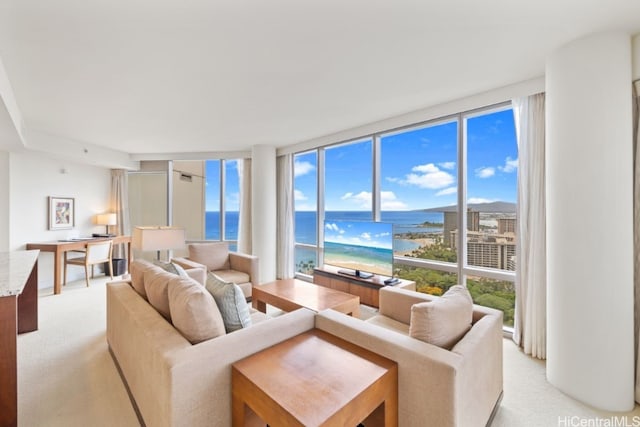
left=17, top=278, right=640, bottom=426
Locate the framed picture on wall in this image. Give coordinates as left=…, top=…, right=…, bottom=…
left=48, top=196, right=75, bottom=230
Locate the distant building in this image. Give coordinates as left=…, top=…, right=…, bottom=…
left=498, top=218, right=517, bottom=234
left=443, top=210, right=479, bottom=247
left=450, top=229, right=516, bottom=271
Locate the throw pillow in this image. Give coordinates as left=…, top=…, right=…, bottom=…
left=153, top=260, right=189, bottom=278
left=168, top=276, right=226, bottom=344
left=144, top=268, right=176, bottom=320
left=205, top=272, right=252, bottom=333
left=409, top=285, right=473, bottom=350
left=188, top=242, right=231, bottom=271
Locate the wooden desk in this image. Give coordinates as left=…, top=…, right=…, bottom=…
left=232, top=329, right=398, bottom=427
left=0, top=250, right=39, bottom=427
left=26, top=235, right=131, bottom=295
left=253, top=279, right=360, bottom=317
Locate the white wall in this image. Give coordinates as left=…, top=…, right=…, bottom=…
left=9, top=151, right=111, bottom=288
left=0, top=151, right=8, bottom=251
left=252, top=145, right=276, bottom=283
left=633, top=34, right=640, bottom=81
left=546, top=32, right=634, bottom=411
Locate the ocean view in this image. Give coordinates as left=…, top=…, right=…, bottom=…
left=204, top=210, right=445, bottom=244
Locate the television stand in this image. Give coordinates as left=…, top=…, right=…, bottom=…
left=314, top=265, right=416, bottom=308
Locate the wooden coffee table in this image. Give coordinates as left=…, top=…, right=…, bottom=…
left=232, top=329, right=398, bottom=426
left=252, top=278, right=360, bottom=318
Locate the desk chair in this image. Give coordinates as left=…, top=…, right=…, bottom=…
left=64, top=240, right=113, bottom=286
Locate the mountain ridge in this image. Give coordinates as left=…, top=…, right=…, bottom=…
left=418, top=201, right=516, bottom=213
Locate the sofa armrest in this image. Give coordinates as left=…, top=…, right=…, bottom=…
left=229, top=252, right=259, bottom=285
left=378, top=286, right=435, bottom=324
left=172, top=257, right=206, bottom=271
left=171, top=257, right=207, bottom=285
left=316, top=309, right=463, bottom=427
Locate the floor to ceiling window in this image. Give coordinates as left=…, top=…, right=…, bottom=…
left=205, top=159, right=242, bottom=251
left=292, top=102, right=517, bottom=327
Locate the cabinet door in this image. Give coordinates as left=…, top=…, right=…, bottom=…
left=330, top=279, right=350, bottom=293
left=314, top=274, right=331, bottom=288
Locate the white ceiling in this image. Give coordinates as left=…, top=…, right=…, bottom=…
left=0, top=0, right=639, bottom=159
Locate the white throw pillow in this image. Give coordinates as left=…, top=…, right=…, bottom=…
left=205, top=272, right=252, bottom=333
left=168, top=276, right=226, bottom=344
left=409, top=285, right=473, bottom=349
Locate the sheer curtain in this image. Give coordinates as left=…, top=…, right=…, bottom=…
left=276, top=154, right=294, bottom=279
left=512, top=93, right=547, bottom=359
left=110, top=169, right=130, bottom=259
left=237, top=158, right=252, bottom=254
left=633, top=81, right=640, bottom=402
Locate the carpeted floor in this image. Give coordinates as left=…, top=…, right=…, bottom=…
left=17, top=277, right=640, bottom=426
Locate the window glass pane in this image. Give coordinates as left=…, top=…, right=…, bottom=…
left=205, top=160, right=220, bottom=240
left=224, top=160, right=240, bottom=241
left=294, top=152, right=318, bottom=245
left=465, top=108, right=517, bottom=271
left=325, top=139, right=373, bottom=220
left=466, top=276, right=515, bottom=327
left=394, top=264, right=458, bottom=296
left=380, top=121, right=458, bottom=263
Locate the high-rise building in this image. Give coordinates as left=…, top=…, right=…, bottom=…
left=498, top=218, right=517, bottom=234
left=443, top=209, right=480, bottom=247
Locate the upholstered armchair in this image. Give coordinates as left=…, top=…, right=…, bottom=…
left=172, top=242, right=259, bottom=300
left=314, top=286, right=504, bottom=427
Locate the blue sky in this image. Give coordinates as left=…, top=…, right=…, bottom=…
left=324, top=220, right=394, bottom=249
left=295, top=108, right=518, bottom=211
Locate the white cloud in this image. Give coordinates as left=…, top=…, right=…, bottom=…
left=439, top=162, right=456, bottom=170
left=499, top=156, right=518, bottom=173
left=402, top=163, right=455, bottom=189
left=468, top=197, right=494, bottom=204
left=294, top=160, right=315, bottom=177
left=436, top=187, right=457, bottom=196
left=339, top=190, right=408, bottom=210
left=325, top=222, right=340, bottom=232
left=360, top=232, right=371, bottom=240
left=475, top=167, right=495, bottom=178
left=294, top=189, right=307, bottom=201
left=341, top=192, right=354, bottom=200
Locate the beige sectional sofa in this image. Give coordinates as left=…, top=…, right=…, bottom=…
left=106, top=260, right=316, bottom=427
left=315, top=286, right=504, bottom=427
left=107, top=261, right=502, bottom=427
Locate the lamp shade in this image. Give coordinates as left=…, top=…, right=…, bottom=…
left=96, top=213, right=117, bottom=226
left=131, top=226, right=186, bottom=252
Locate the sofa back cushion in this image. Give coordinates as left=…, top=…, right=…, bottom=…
left=130, top=259, right=156, bottom=299
left=188, top=242, right=230, bottom=271
left=409, top=285, right=473, bottom=349
left=205, top=273, right=252, bottom=332
left=168, top=276, right=226, bottom=344
left=144, top=268, right=176, bottom=320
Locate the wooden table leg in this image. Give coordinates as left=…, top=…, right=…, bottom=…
left=53, top=248, right=63, bottom=295
left=0, top=295, right=18, bottom=427
left=252, top=299, right=266, bottom=313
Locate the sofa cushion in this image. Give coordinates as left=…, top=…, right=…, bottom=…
left=144, top=268, right=176, bottom=320
left=213, top=269, right=250, bottom=285
left=129, top=259, right=156, bottom=299
left=409, top=285, right=473, bottom=349
left=205, top=272, right=252, bottom=332
left=366, top=314, right=411, bottom=336
left=168, top=276, right=226, bottom=344
left=188, top=242, right=231, bottom=271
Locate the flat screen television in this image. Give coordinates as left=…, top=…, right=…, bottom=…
left=323, top=220, right=394, bottom=279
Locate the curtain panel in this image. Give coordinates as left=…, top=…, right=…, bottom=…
left=110, top=169, right=130, bottom=259
left=237, top=159, right=252, bottom=254
left=512, top=93, right=547, bottom=359
left=276, top=154, right=295, bottom=279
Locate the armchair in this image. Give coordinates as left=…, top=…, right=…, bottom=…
left=314, top=286, right=503, bottom=427
left=172, top=242, right=259, bottom=299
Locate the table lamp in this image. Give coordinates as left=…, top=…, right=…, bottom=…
left=95, top=213, right=117, bottom=236
left=131, top=226, right=186, bottom=260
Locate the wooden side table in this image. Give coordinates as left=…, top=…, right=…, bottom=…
left=232, top=329, right=398, bottom=427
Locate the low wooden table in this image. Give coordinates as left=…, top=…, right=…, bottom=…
left=232, top=329, right=398, bottom=427
left=252, top=278, right=360, bottom=318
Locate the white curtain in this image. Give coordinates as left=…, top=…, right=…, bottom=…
left=512, top=93, right=547, bottom=359
left=237, top=158, right=252, bottom=254
left=632, top=81, right=640, bottom=402
left=276, top=154, right=295, bottom=279
left=110, top=169, right=130, bottom=259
